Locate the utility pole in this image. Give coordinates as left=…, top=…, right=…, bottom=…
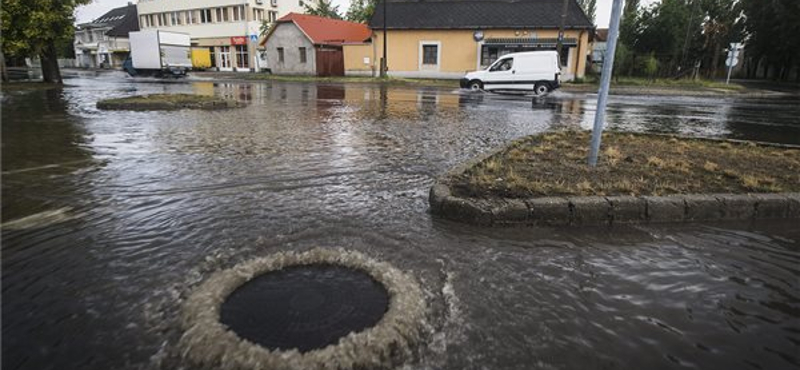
left=555, top=0, right=569, bottom=67
left=587, top=0, right=623, bottom=167
left=381, top=0, right=388, bottom=77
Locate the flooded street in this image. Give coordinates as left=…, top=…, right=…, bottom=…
left=3, top=73, right=799, bottom=370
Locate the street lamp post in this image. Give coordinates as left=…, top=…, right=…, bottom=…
left=381, top=0, right=387, bottom=77
left=587, top=0, right=624, bottom=167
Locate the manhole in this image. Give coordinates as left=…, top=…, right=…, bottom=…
left=220, top=264, right=389, bottom=352
left=180, top=248, right=427, bottom=370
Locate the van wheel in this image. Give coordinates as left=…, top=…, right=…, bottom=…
left=468, top=80, right=483, bottom=92
left=534, top=83, right=550, bottom=96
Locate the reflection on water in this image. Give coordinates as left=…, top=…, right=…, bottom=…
left=2, top=75, right=799, bottom=370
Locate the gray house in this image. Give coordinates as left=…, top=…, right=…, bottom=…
left=74, top=3, right=140, bottom=68
left=261, top=13, right=370, bottom=76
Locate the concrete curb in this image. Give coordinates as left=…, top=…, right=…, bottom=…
left=429, top=135, right=800, bottom=226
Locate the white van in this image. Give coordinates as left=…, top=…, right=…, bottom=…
left=460, top=51, right=561, bottom=95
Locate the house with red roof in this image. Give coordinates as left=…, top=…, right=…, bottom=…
left=260, top=13, right=371, bottom=76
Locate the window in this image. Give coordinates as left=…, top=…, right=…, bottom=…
left=299, top=0, right=303, bottom=6
left=159, top=13, right=168, bottom=27
left=235, top=45, right=249, bottom=68
left=271, top=0, right=278, bottom=7
left=277, top=47, right=284, bottom=63
left=87, top=31, right=93, bottom=42
left=253, top=8, right=264, bottom=21
left=186, top=10, right=195, bottom=24
left=171, top=11, right=181, bottom=26
left=490, top=58, right=513, bottom=72
left=422, top=44, right=438, bottom=65
left=560, top=48, right=569, bottom=67
left=299, top=47, right=307, bottom=63
left=140, top=15, right=147, bottom=28
left=215, top=7, right=229, bottom=22
left=233, top=6, right=245, bottom=21
left=200, top=9, right=212, bottom=23
left=268, top=11, right=278, bottom=22
left=149, top=14, right=156, bottom=27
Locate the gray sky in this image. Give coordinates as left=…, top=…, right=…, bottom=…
left=76, top=0, right=659, bottom=28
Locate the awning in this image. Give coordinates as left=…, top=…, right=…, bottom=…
left=483, top=38, right=578, bottom=48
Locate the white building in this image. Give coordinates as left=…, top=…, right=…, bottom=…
left=74, top=3, right=140, bottom=68
left=137, top=0, right=315, bottom=71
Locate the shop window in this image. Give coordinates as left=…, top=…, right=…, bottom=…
left=299, top=47, right=307, bottom=63
left=560, top=48, right=570, bottom=67
left=422, top=44, right=438, bottom=65
left=236, top=45, right=249, bottom=69
left=277, top=47, right=284, bottom=63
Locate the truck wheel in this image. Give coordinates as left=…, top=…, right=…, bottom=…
left=534, top=83, right=550, bottom=96
left=468, top=80, right=483, bottom=92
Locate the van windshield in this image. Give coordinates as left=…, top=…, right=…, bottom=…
left=489, top=58, right=513, bottom=72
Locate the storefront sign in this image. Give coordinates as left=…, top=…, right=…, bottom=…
left=230, top=36, right=247, bottom=45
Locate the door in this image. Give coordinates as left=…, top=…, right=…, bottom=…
left=315, top=48, right=344, bottom=77
left=483, top=57, right=515, bottom=91
left=218, top=46, right=232, bottom=71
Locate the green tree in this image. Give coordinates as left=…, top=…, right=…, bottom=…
left=635, top=0, right=703, bottom=75
left=619, top=0, right=641, bottom=49
left=576, top=0, right=597, bottom=25
left=346, top=0, right=378, bottom=23
left=304, top=0, right=342, bottom=19
left=1, top=0, right=91, bottom=83
left=740, top=0, right=800, bottom=80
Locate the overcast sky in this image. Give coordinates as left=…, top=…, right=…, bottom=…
left=76, top=0, right=659, bottom=28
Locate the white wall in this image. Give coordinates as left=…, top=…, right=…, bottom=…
left=265, top=23, right=315, bottom=75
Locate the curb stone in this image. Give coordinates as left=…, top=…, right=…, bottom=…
left=430, top=137, right=800, bottom=227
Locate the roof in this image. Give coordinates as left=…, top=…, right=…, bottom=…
left=370, top=0, right=594, bottom=30
left=77, top=4, right=139, bottom=37
left=263, top=13, right=372, bottom=46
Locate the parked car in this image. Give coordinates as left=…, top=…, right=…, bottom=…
left=460, top=51, right=561, bottom=95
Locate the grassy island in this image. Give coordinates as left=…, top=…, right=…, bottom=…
left=451, top=131, right=800, bottom=199
left=96, top=94, right=240, bottom=111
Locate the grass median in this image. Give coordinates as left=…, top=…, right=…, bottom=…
left=96, top=93, right=240, bottom=111
left=450, top=131, right=800, bottom=199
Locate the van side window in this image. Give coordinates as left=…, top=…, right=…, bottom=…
left=490, top=58, right=513, bottom=72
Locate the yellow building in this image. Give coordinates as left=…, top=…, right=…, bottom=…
left=344, top=0, right=595, bottom=81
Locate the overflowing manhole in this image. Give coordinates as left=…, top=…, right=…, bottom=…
left=180, top=248, right=427, bottom=370
left=220, top=265, right=389, bottom=352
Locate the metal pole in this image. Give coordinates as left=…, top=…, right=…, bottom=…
left=381, top=0, right=387, bottom=77
left=587, top=0, right=623, bottom=167
left=555, top=0, right=569, bottom=65
left=726, top=58, right=733, bottom=84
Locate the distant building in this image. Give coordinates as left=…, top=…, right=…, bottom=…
left=343, top=0, right=594, bottom=80
left=137, top=0, right=317, bottom=72
left=591, top=28, right=608, bottom=71
left=74, top=3, right=140, bottom=68
left=261, top=13, right=371, bottom=76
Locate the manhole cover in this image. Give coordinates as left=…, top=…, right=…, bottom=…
left=180, top=248, right=427, bottom=370
left=220, top=264, right=389, bottom=352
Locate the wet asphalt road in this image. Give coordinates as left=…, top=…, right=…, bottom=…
left=2, top=72, right=799, bottom=370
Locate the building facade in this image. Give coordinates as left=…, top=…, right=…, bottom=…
left=74, top=4, right=140, bottom=68
left=262, top=13, right=370, bottom=76
left=136, top=0, right=315, bottom=71
left=344, top=0, right=594, bottom=80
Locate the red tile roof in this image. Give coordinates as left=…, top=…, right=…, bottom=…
left=272, top=13, right=371, bottom=46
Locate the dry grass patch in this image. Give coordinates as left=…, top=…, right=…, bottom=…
left=97, top=94, right=240, bottom=111
left=450, top=131, right=800, bottom=198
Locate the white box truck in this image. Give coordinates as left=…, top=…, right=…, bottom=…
left=124, top=30, right=192, bottom=77
left=460, top=51, right=561, bottom=95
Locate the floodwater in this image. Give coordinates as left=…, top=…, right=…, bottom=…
left=3, top=72, right=799, bottom=370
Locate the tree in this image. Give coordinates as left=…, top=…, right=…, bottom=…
left=304, top=0, right=342, bottom=19
left=740, top=0, right=800, bottom=80
left=1, top=0, right=91, bottom=83
left=576, top=0, right=597, bottom=25
left=346, top=0, right=378, bottom=23
left=619, top=0, right=641, bottom=48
